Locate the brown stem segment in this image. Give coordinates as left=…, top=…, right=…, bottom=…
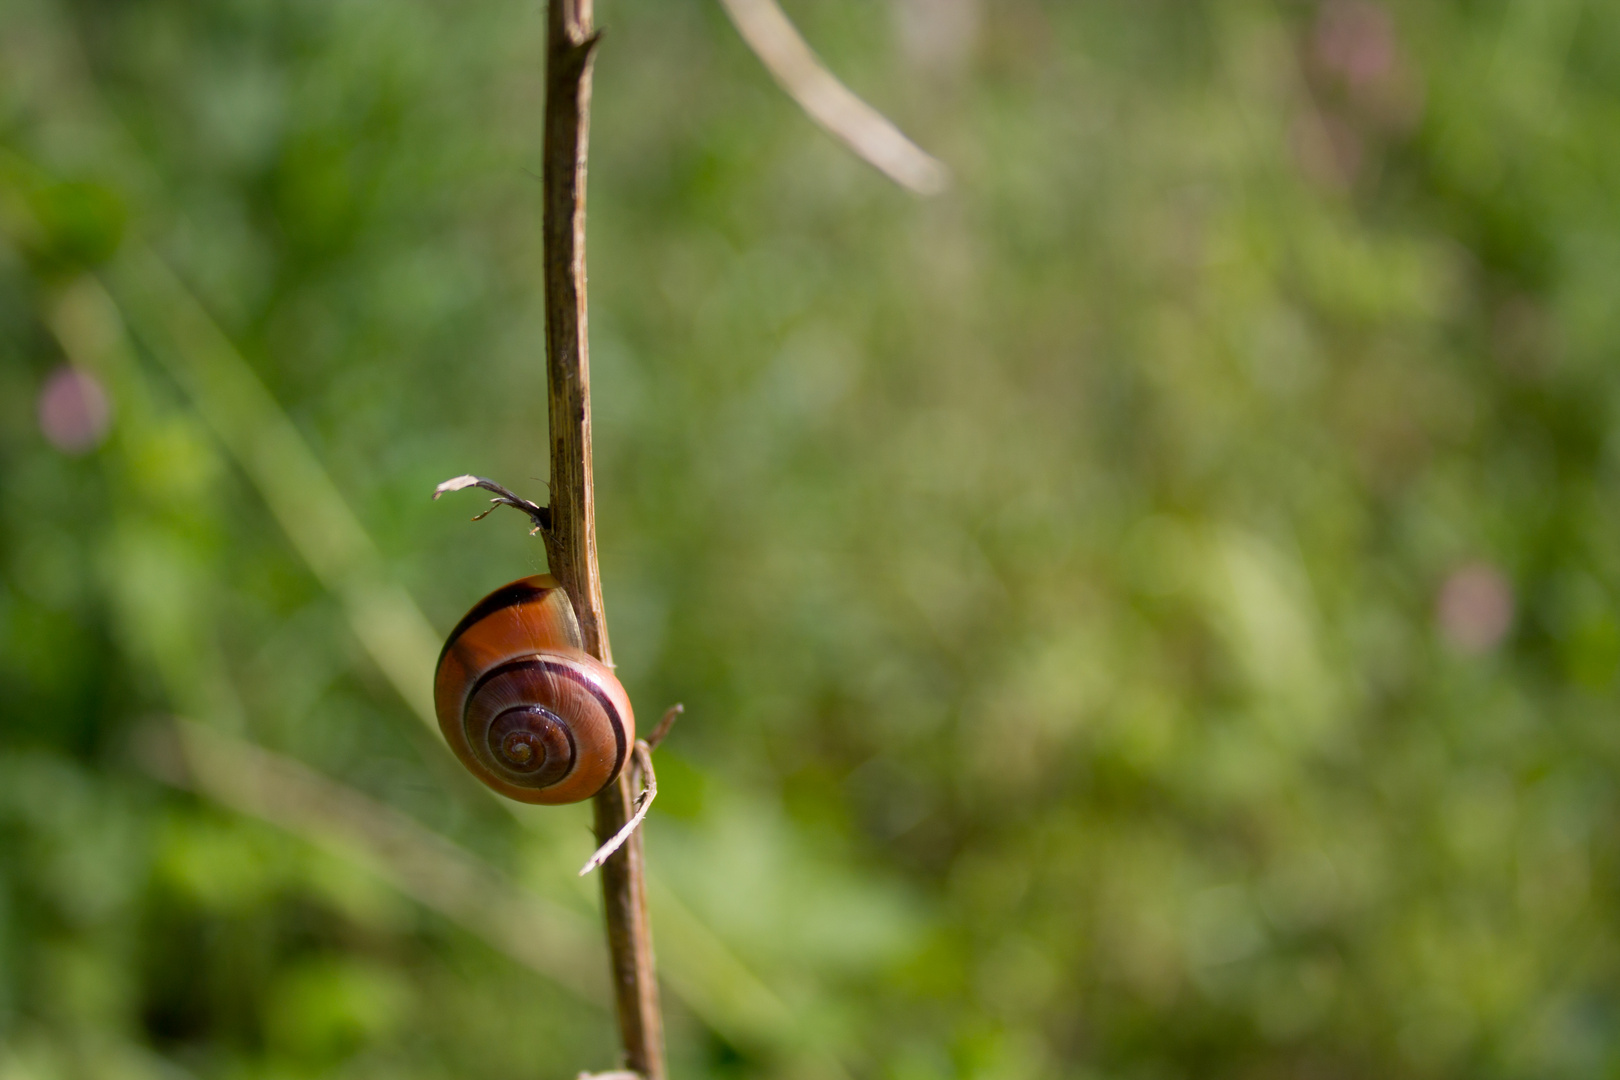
left=539, top=2, right=666, bottom=1077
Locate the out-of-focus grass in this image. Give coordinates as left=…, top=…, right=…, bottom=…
left=4, top=1, right=1620, bottom=1078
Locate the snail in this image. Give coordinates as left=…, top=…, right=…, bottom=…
left=434, top=574, right=635, bottom=804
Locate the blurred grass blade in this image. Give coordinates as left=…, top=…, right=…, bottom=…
left=718, top=0, right=948, bottom=194
left=142, top=717, right=607, bottom=1004
left=43, top=277, right=253, bottom=734
left=101, top=249, right=444, bottom=731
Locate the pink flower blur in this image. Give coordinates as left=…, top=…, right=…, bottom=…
left=38, top=366, right=111, bottom=454
left=1436, top=562, right=1514, bottom=654
left=1315, top=0, right=1396, bottom=91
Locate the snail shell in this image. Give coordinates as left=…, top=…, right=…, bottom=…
left=434, top=574, right=634, bottom=804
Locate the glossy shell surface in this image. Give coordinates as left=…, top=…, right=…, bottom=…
left=434, top=574, right=634, bottom=804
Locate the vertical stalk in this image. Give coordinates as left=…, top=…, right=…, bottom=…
left=538, top=2, right=667, bottom=1077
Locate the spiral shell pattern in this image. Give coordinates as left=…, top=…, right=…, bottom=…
left=434, top=575, right=633, bottom=804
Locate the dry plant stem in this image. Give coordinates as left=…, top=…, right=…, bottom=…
left=539, top=2, right=667, bottom=1077
left=717, top=0, right=948, bottom=194
left=540, top=0, right=607, bottom=642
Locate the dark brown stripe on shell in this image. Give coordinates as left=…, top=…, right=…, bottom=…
left=465, top=656, right=627, bottom=794
left=438, top=581, right=549, bottom=665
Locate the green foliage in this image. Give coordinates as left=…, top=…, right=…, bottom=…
left=3, top=0, right=1620, bottom=1077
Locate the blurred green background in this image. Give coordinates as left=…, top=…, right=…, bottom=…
left=3, top=0, right=1619, bottom=1076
